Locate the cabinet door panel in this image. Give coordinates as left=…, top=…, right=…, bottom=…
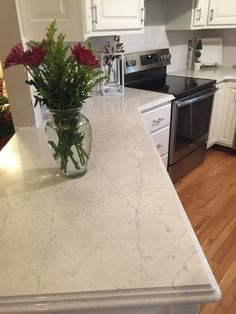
left=151, top=126, right=170, bottom=157
left=193, top=0, right=209, bottom=27
left=161, top=154, right=168, bottom=168
left=217, top=82, right=236, bottom=147
left=142, top=103, right=171, bottom=134
left=92, top=0, right=144, bottom=31
left=15, top=0, right=85, bottom=41
left=208, top=0, right=236, bottom=25
left=207, top=83, right=225, bottom=149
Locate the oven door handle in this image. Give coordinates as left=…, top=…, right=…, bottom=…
left=176, top=88, right=218, bottom=108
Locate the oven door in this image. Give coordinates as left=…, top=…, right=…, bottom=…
left=169, top=87, right=217, bottom=165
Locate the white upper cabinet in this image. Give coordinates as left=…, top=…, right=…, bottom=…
left=208, top=0, right=236, bottom=26
left=15, top=0, right=145, bottom=42
left=15, top=0, right=87, bottom=42
left=166, top=0, right=236, bottom=30
left=193, top=0, right=209, bottom=27
left=91, top=0, right=144, bottom=32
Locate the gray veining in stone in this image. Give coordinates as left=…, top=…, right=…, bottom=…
left=0, top=88, right=220, bottom=312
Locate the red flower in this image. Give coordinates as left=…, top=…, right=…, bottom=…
left=4, top=43, right=47, bottom=69
left=4, top=43, right=25, bottom=69
left=23, top=44, right=47, bottom=68
left=71, top=43, right=99, bottom=68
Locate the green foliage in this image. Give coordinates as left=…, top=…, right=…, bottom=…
left=26, top=20, right=103, bottom=111
left=0, top=96, right=9, bottom=107
left=195, top=50, right=201, bottom=59
left=196, top=39, right=203, bottom=51
left=195, top=39, right=203, bottom=60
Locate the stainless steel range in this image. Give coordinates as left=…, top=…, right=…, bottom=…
left=124, top=49, right=217, bottom=182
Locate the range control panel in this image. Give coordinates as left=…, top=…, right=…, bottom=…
left=124, top=49, right=171, bottom=74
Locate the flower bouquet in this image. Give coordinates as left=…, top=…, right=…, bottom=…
left=4, top=20, right=104, bottom=177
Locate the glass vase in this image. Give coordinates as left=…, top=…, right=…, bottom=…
left=45, top=108, right=92, bottom=178
left=100, top=53, right=124, bottom=95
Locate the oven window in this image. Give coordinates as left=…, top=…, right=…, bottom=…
left=175, top=95, right=213, bottom=152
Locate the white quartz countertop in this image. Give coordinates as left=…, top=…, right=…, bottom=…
left=170, top=66, right=236, bottom=83
left=0, top=88, right=220, bottom=313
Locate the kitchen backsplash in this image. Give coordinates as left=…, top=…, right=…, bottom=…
left=196, top=29, right=236, bottom=68
left=86, top=0, right=236, bottom=72
left=85, top=0, right=195, bottom=73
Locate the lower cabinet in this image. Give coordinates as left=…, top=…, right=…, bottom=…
left=217, top=82, right=236, bottom=147
left=151, top=125, right=170, bottom=157
left=161, top=154, right=168, bottom=168
left=207, top=82, right=225, bottom=149
left=141, top=102, right=171, bottom=169
left=207, top=81, right=236, bottom=149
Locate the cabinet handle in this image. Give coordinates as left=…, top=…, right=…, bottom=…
left=210, top=9, right=214, bottom=21
left=91, top=5, right=98, bottom=24
left=234, top=94, right=236, bottom=105
left=141, top=7, right=145, bottom=24
left=156, top=144, right=163, bottom=150
left=197, top=9, right=201, bottom=21
left=152, top=117, right=164, bottom=126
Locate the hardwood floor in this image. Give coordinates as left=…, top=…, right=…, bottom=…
left=174, top=148, right=236, bottom=314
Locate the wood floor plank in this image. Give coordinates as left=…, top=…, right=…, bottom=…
left=174, top=148, right=236, bottom=314
left=213, top=276, right=236, bottom=313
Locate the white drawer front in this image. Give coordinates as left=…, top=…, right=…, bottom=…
left=151, top=126, right=170, bottom=157
left=161, top=154, right=168, bottom=168
left=142, top=103, right=171, bottom=133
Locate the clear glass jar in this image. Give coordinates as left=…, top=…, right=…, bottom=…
left=45, top=108, right=92, bottom=178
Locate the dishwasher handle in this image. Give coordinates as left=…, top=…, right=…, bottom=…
left=176, top=87, right=218, bottom=108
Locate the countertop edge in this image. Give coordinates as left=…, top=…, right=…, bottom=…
left=0, top=285, right=221, bottom=313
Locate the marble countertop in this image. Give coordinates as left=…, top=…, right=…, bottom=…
left=0, top=88, right=220, bottom=313
left=170, top=66, right=236, bottom=83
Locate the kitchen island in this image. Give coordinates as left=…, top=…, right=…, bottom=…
left=0, top=88, right=220, bottom=314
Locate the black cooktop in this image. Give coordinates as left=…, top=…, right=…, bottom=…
left=124, top=68, right=216, bottom=99
left=165, top=75, right=216, bottom=98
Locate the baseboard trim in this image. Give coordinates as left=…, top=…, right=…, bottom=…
left=211, top=144, right=236, bottom=155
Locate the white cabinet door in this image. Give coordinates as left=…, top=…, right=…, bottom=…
left=208, top=0, right=236, bottom=25
left=142, top=103, right=171, bottom=134
left=161, top=154, right=168, bottom=169
left=207, top=83, right=225, bottom=149
left=193, top=0, right=209, bottom=27
left=151, top=126, right=170, bottom=157
left=217, top=82, right=236, bottom=147
left=91, top=0, right=144, bottom=32
left=15, top=0, right=86, bottom=42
